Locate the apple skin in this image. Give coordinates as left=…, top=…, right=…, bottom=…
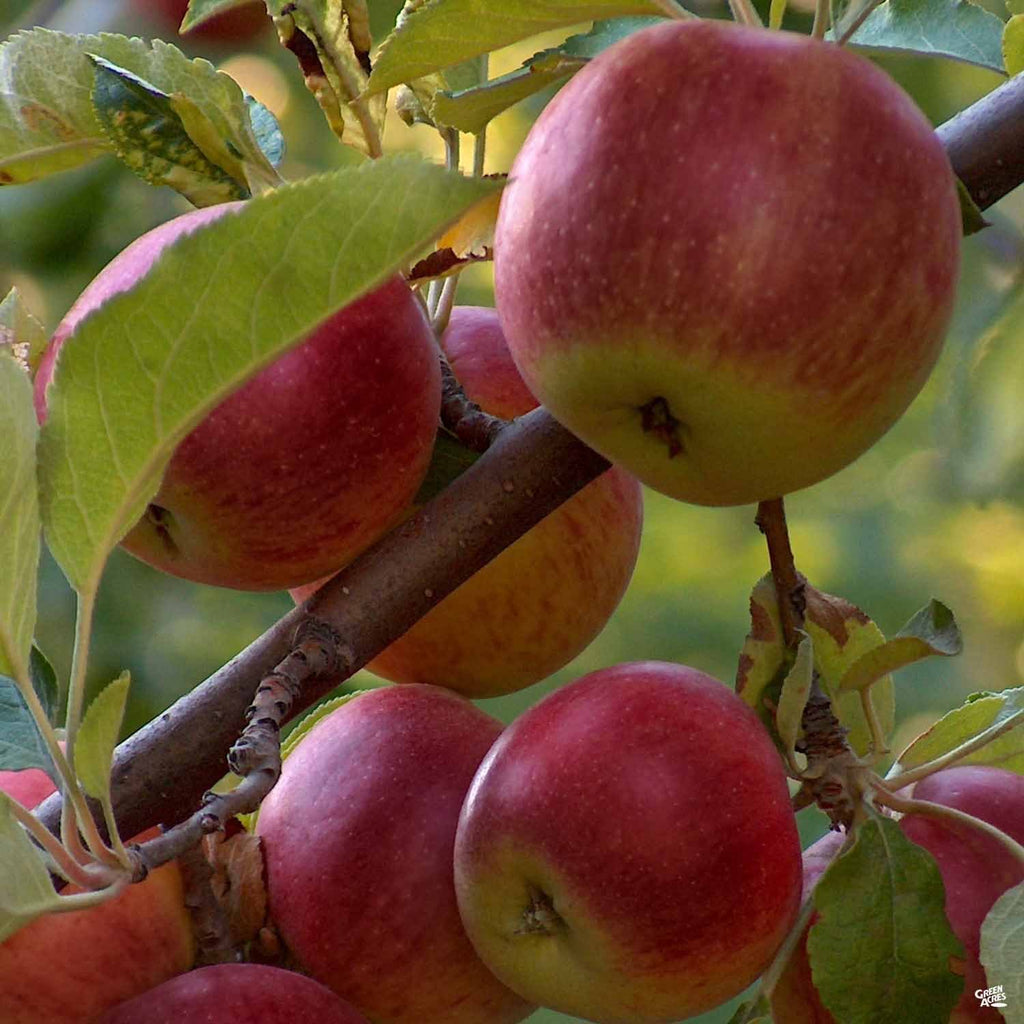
left=97, top=963, right=371, bottom=1023
left=453, top=661, right=802, bottom=1023
left=255, top=684, right=534, bottom=1024
left=0, top=772, right=195, bottom=1023
left=772, top=767, right=1024, bottom=1023
left=294, top=305, right=644, bottom=698
left=35, top=202, right=441, bottom=591
left=494, top=20, right=961, bottom=507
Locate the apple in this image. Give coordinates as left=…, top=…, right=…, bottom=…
left=98, top=963, right=371, bottom=1023
left=255, top=684, right=533, bottom=1024
left=772, top=766, right=1024, bottom=1023
left=0, top=767, right=195, bottom=1023
left=493, top=20, right=962, bottom=507
left=453, top=660, right=802, bottom=1023
left=35, top=202, right=442, bottom=591
left=293, top=305, right=644, bottom=698
left=130, top=0, right=272, bottom=45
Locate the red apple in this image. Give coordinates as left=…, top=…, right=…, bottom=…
left=773, top=767, right=1024, bottom=1023
left=98, top=963, right=371, bottom=1023
left=453, top=661, right=802, bottom=1023
left=35, top=202, right=442, bottom=591
left=294, top=306, right=644, bottom=698
left=494, top=20, right=961, bottom=507
left=0, top=764, right=58, bottom=810
left=0, top=770, right=195, bottom=1023
left=130, top=0, right=272, bottom=44
left=255, top=684, right=533, bottom=1024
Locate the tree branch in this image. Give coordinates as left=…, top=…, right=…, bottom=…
left=33, top=73, right=1024, bottom=847
left=36, top=409, right=610, bottom=841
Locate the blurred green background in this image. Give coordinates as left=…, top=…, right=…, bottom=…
left=4, top=1, right=1024, bottom=1021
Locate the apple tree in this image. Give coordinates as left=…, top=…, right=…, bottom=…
left=1, top=0, right=1023, bottom=1022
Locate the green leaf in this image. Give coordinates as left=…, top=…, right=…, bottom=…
left=0, top=677, right=54, bottom=776
left=808, top=814, right=965, bottom=1024
left=777, top=631, right=813, bottom=769
left=430, top=16, right=658, bottom=133
left=1004, top=14, right=1024, bottom=76
left=847, top=0, right=1006, bottom=73
left=957, top=176, right=991, bottom=236
left=839, top=600, right=962, bottom=693
left=366, top=0, right=667, bottom=96
left=38, top=158, right=498, bottom=595
left=0, top=794, right=62, bottom=941
left=1009, top=0, right=1024, bottom=15
left=29, top=645, right=60, bottom=726
left=979, top=881, right=1024, bottom=1022
left=0, top=29, right=278, bottom=187
left=0, top=348, right=39, bottom=684
left=74, top=671, right=130, bottom=799
left=89, top=56, right=249, bottom=208
left=269, top=0, right=385, bottom=156
left=725, top=994, right=771, bottom=1024
left=893, top=688, right=1024, bottom=775
left=0, top=287, right=47, bottom=371
left=181, top=0, right=264, bottom=32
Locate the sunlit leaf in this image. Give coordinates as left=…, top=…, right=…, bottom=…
left=268, top=0, right=385, bottom=156
left=808, top=814, right=964, bottom=1024
left=0, top=348, right=38, bottom=684
left=0, top=29, right=277, bottom=186
left=74, top=672, right=130, bottom=799
left=979, top=882, right=1024, bottom=1020
left=37, top=158, right=498, bottom=596
left=429, top=17, right=659, bottom=132
left=847, top=0, right=1006, bottom=73
left=893, top=688, right=1024, bottom=776
left=366, top=0, right=666, bottom=96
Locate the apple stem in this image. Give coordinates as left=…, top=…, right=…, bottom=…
left=755, top=498, right=805, bottom=648
left=648, top=0, right=699, bottom=19
left=810, top=0, right=830, bottom=39
left=727, top=0, right=765, bottom=28
left=872, top=784, right=1024, bottom=870
left=884, top=709, right=1024, bottom=791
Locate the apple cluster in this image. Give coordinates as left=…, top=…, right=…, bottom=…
left=11, top=12, right=1011, bottom=1024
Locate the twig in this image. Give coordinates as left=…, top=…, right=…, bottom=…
left=755, top=498, right=806, bottom=646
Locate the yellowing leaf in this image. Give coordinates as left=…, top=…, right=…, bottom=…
left=438, top=186, right=502, bottom=257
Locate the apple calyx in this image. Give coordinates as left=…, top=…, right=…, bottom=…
left=639, top=396, right=686, bottom=458
left=516, top=886, right=565, bottom=937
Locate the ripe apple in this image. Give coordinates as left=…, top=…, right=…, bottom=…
left=35, top=202, right=442, bottom=591
left=0, top=769, right=195, bottom=1023
left=293, top=305, right=644, bottom=698
left=494, top=20, right=962, bottom=507
left=772, top=766, right=1024, bottom=1023
left=255, top=684, right=533, bottom=1024
left=98, top=963, right=371, bottom=1023
left=453, top=660, right=802, bottom=1023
